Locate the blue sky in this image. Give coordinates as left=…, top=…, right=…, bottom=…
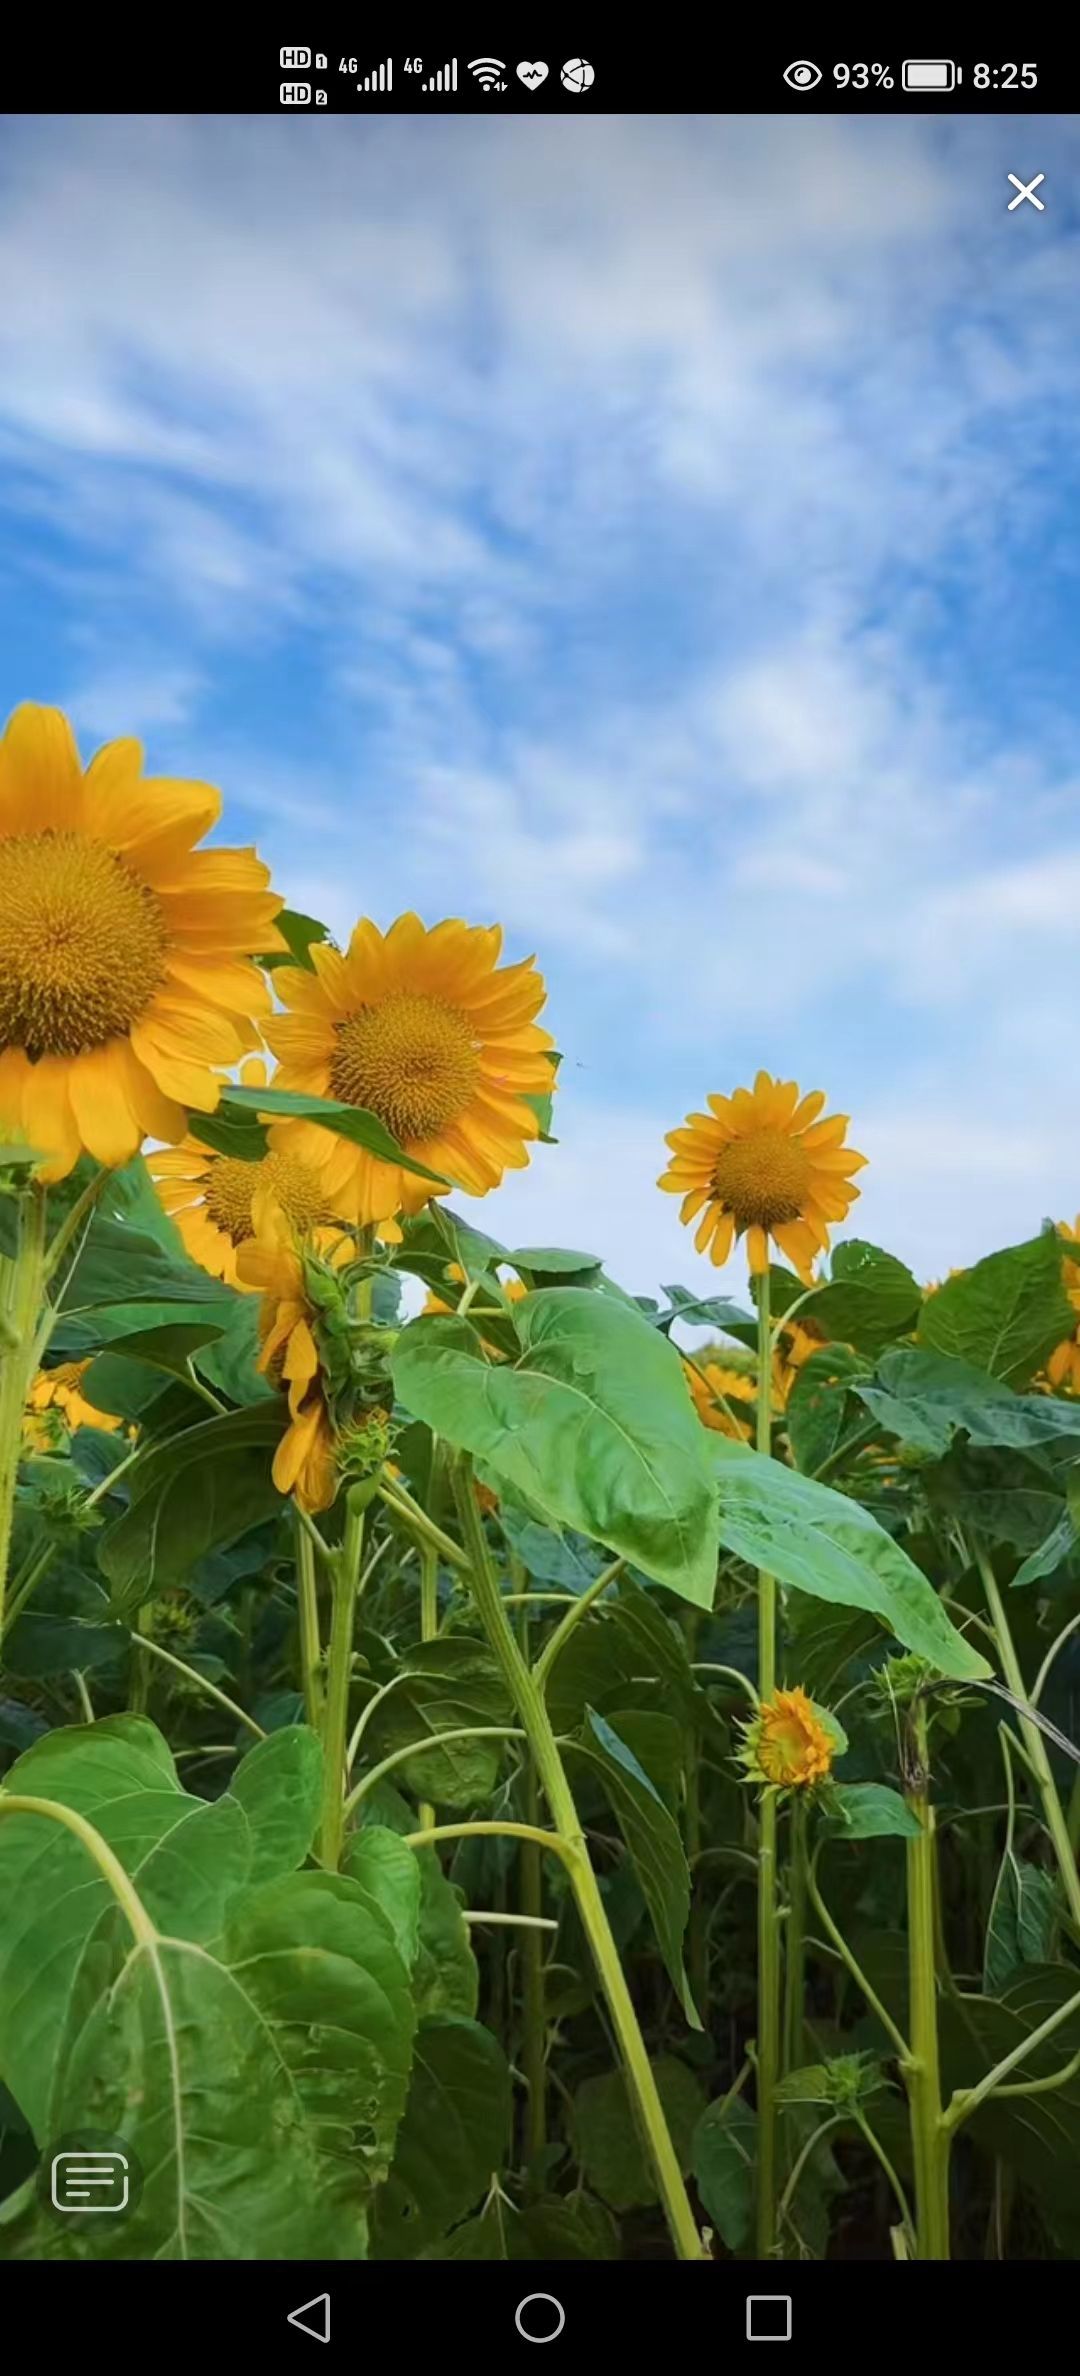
left=2, top=111, right=1080, bottom=1300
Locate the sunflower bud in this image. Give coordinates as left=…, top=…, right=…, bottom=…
left=738, top=1685, right=842, bottom=1791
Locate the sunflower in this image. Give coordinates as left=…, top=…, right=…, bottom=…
left=739, top=1686, right=839, bottom=1790
left=659, top=1071, right=865, bottom=1278
left=683, top=1356, right=757, bottom=1440
left=264, top=914, right=554, bottom=1228
left=1046, top=1216, right=1080, bottom=1393
left=0, top=704, right=283, bottom=1178
left=148, top=1059, right=346, bottom=1288
left=24, top=1358, right=127, bottom=1450
left=236, top=1195, right=338, bottom=1512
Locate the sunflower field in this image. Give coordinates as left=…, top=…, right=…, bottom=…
left=2, top=700, right=1080, bottom=2267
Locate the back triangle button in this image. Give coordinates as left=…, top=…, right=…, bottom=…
left=287, top=2293, right=331, bottom=2343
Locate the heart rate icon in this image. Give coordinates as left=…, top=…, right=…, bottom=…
left=516, top=61, right=548, bottom=88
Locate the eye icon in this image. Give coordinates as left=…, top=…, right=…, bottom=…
left=783, top=59, right=822, bottom=90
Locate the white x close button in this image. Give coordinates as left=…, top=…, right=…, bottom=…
left=1007, top=172, right=1046, bottom=211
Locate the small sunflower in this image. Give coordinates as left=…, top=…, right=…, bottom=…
left=24, top=1359, right=127, bottom=1449
left=739, top=1686, right=839, bottom=1790
left=264, top=913, right=554, bottom=1228
left=659, top=1071, right=866, bottom=1278
left=236, top=1195, right=338, bottom=1513
left=1046, top=1217, right=1080, bottom=1394
left=683, top=1357, right=757, bottom=1440
left=0, top=704, right=283, bottom=1177
left=148, top=1059, right=345, bottom=1288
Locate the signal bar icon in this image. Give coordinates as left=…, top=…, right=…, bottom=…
left=421, top=58, right=457, bottom=91
left=359, top=57, right=392, bottom=91
left=469, top=57, right=507, bottom=90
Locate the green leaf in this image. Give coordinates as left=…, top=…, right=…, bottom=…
left=262, top=908, right=332, bottom=972
left=857, top=1347, right=1080, bottom=1458
left=828, top=1783, right=921, bottom=1839
left=424, top=2191, right=618, bottom=2261
left=228, top=1726, right=324, bottom=1883
left=715, top=1439, right=989, bottom=1678
left=187, top=1102, right=269, bottom=1161
left=83, top=1319, right=226, bottom=1394
left=545, top=1576, right=716, bottom=1745
left=371, top=2015, right=511, bottom=2257
left=774, top=2064, right=836, bottom=2104
left=692, top=2094, right=756, bottom=2249
left=983, top=1857, right=1059, bottom=1994
left=354, top=1786, right=479, bottom=2017
left=225, top=1085, right=448, bottom=1187
left=918, top=1233, right=1074, bottom=1387
left=194, top=1294, right=275, bottom=1405
left=508, top=1246, right=602, bottom=1284
left=61, top=1211, right=237, bottom=1318
left=656, top=1283, right=757, bottom=1338
left=785, top=1347, right=871, bottom=1476
left=98, top=1406, right=289, bottom=1604
left=343, top=1827, right=422, bottom=1972
left=797, top=1242, right=921, bottom=1355
left=572, top=2057, right=703, bottom=2212
left=358, top=1638, right=512, bottom=1809
left=939, top=1967, right=1080, bottom=2247
left=706, top=1436, right=989, bottom=1680
left=1013, top=1509, right=1078, bottom=1589
left=392, top=1292, right=720, bottom=1606
left=571, top=1709, right=698, bottom=2026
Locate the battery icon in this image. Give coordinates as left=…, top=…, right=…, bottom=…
left=902, top=59, right=957, bottom=92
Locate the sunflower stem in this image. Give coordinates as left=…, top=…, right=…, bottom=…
left=783, top=1795, right=808, bottom=2074
left=969, top=1533, right=1080, bottom=1931
left=294, top=1507, right=324, bottom=1730
left=0, top=1185, right=50, bottom=1641
left=318, top=1480, right=373, bottom=1869
left=448, top=1451, right=705, bottom=2262
left=417, top=1539, right=439, bottom=1831
left=754, top=1261, right=781, bottom=2258
left=903, top=1698, right=951, bottom=2259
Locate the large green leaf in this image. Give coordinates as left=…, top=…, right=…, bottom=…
left=918, top=1233, right=1074, bottom=1387
left=786, top=1347, right=872, bottom=1475
left=856, top=1347, right=1080, bottom=1459
left=572, top=2057, right=703, bottom=2212
left=706, top=1437, right=989, bottom=1680
left=371, top=2015, right=511, bottom=2257
left=98, top=1406, right=288, bottom=1603
left=358, top=1638, right=512, bottom=1809
left=797, top=1242, right=922, bottom=1355
left=225, top=1085, right=447, bottom=1186
left=828, top=1784, right=921, bottom=1840
left=424, top=2191, right=618, bottom=2260
left=546, top=1577, right=717, bottom=1746
left=570, top=1708, right=698, bottom=2025
left=61, top=1212, right=237, bottom=1318
left=392, top=1293, right=720, bottom=1605
left=228, top=1726, right=324, bottom=1883
left=940, top=1967, right=1080, bottom=2246
left=692, top=2095, right=756, bottom=2249
left=983, top=1856, right=1058, bottom=1995
left=353, top=1787, right=479, bottom=2018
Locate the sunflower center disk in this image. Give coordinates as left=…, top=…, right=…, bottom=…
left=330, top=993, right=480, bottom=1143
left=711, top=1128, right=811, bottom=1229
left=204, top=1149, right=328, bottom=1246
left=0, top=829, right=167, bottom=1057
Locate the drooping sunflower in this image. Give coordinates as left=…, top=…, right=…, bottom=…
left=148, top=1059, right=346, bottom=1288
left=1046, top=1216, right=1080, bottom=1393
left=264, top=914, right=555, bottom=1228
left=683, top=1356, right=757, bottom=1440
left=23, top=1359, right=127, bottom=1450
left=0, top=704, right=283, bottom=1178
left=739, top=1686, right=839, bottom=1790
left=659, top=1071, right=866, bottom=1278
left=236, top=1195, right=338, bottom=1513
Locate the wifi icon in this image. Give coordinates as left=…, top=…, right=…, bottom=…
left=468, top=57, right=507, bottom=90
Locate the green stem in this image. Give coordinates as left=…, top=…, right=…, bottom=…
left=851, top=2104, right=915, bottom=2241
left=378, top=1477, right=470, bottom=1570
left=783, top=1796, right=808, bottom=2074
left=294, top=1507, right=324, bottom=1730
left=944, top=1978, right=1080, bottom=2129
left=418, top=1540, right=439, bottom=1833
left=904, top=1701, right=950, bottom=2260
left=448, top=1453, right=705, bottom=2262
left=128, top=1602, right=152, bottom=1715
left=970, top=1535, right=1080, bottom=1931
left=0, top=1186, right=49, bottom=1638
left=319, top=1483, right=368, bottom=1869
left=754, top=1262, right=781, bottom=2258
left=134, top=1632, right=266, bottom=1739
left=532, top=1556, right=623, bottom=1693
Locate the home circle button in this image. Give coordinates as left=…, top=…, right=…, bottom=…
left=514, top=2293, right=566, bottom=2343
